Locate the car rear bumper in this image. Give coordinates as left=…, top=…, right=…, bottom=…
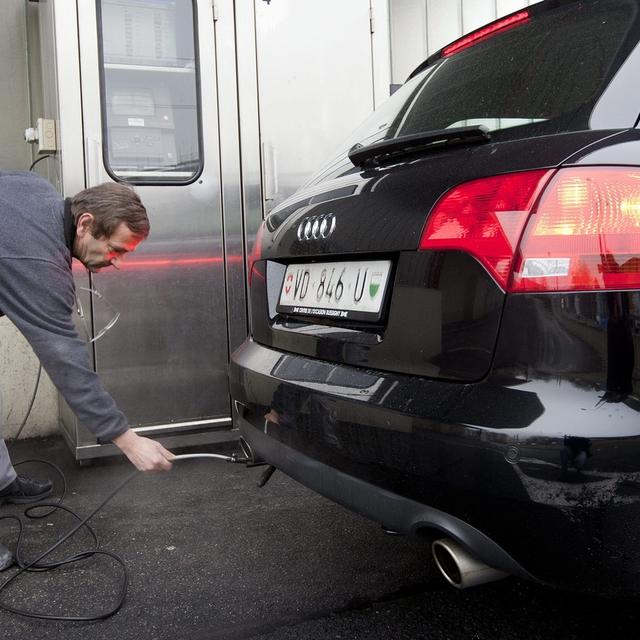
left=230, top=338, right=640, bottom=595
left=235, top=411, right=535, bottom=581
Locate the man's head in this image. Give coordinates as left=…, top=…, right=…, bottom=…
left=70, top=182, right=150, bottom=272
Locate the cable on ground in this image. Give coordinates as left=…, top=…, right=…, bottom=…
left=0, top=453, right=246, bottom=621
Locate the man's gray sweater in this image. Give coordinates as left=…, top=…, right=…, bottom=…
left=0, top=170, right=128, bottom=441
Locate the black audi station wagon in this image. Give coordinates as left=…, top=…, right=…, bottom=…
left=230, top=0, right=640, bottom=596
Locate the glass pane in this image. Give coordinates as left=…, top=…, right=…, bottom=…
left=97, top=0, right=201, bottom=183
left=395, top=1, right=635, bottom=138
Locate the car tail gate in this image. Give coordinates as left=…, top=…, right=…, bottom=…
left=248, top=0, right=640, bottom=382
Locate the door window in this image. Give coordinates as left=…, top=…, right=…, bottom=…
left=97, top=0, right=202, bottom=184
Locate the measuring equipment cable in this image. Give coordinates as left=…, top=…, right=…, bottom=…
left=0, top=453, right=247, bottom=622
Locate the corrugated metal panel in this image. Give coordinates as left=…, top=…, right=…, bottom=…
left=427, top=0, right=463, bottom=56
left=389, top=0, right=427, bottom=83
left=254, top=0, right=376, bottom=213
left=462, top=0, right=496, bottom=34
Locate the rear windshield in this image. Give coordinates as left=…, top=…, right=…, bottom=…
left=397, top=1, right=635, bottom=137
left=306, top=0, right=639, bottom=187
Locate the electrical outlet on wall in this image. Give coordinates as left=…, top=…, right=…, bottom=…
left=37, top=118, right=57, bottom=153
left=24, top=118, right=58, bottom=154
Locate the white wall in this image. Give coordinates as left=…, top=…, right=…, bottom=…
left=0, top=319, right=58, bottom=438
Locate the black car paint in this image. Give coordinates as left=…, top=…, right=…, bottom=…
left=232, top=285, right=640, bottom=594
left=230, top=2, right=640, bottom=597
left=252, top=130, right=635, bottom=384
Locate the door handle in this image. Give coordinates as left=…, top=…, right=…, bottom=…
left=85, top=137, right=105, bottom=186
left=261, top=141, right=278, bottom=203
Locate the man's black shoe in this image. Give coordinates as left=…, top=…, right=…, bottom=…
left=0, top=475, right=53, bottom=505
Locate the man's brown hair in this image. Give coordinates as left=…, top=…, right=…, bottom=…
left=70, top=182, right=150, bottom=240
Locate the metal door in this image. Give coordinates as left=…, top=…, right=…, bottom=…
left=74, top=0, right=230, bottom=437
left=254, top=0, right=390, bottom=214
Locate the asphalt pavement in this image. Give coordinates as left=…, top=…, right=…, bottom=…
left=0, top=435, right=638, bottom=639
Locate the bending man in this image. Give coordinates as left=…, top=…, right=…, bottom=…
left=0, top=171, right=174, bottom=558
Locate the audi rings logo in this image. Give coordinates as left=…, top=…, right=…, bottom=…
left=297, top=213, right=336, bottom=241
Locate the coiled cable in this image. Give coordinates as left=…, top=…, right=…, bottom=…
left=0, top=453, right=244, bottom=621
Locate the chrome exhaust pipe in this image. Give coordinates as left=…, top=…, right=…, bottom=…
left=432, top=538, right=508, bottom=589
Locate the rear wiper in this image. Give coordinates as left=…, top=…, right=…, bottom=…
left=348, top=125, right=491, bottom=168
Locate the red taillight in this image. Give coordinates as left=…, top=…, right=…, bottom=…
left=442, top=11, right=530, bottom=57
left=511, top=168, right=640, bottom=292
left=420, top=169, right=552, bottom=289
left=419, top=167, right=640, bottom=293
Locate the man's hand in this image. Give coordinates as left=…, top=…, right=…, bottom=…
left=112, top=429, right=175, bottom=471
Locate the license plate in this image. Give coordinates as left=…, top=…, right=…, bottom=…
left=277, top=260, right=392, bottom=321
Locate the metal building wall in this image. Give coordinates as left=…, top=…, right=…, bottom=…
left=0, top=1, right=31, bottom=171
left=390, top=0, right=542, bottom=84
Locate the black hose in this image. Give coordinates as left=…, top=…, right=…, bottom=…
left=28, top=155, right=52, bottom=171
left=12, top=364, right=42, bottom=441
left=0, top=463, right=137, bottom=621
left=0, top=453, right=245, bottom=622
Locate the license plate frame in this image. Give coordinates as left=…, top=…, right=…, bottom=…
left=276, top=259, right=392, bottom=322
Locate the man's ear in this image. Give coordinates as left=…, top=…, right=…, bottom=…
left=76, top=212, right=95, bottom=238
